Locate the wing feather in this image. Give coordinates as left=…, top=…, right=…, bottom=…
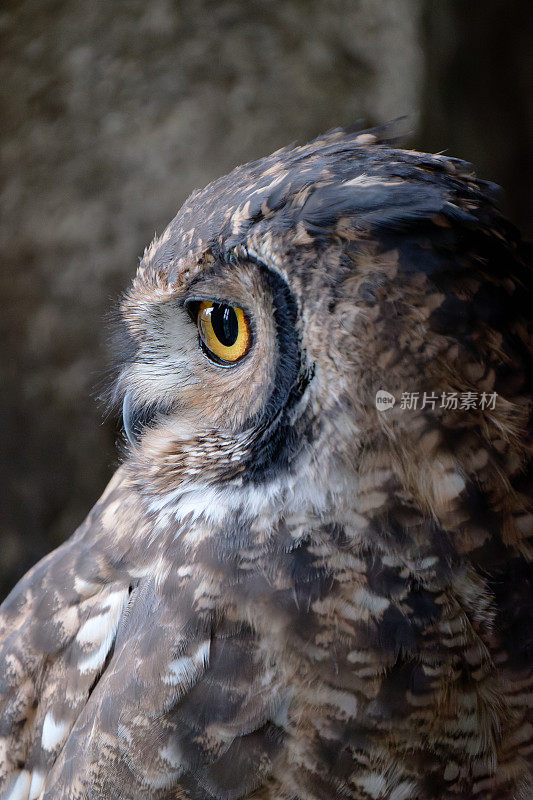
left=0, top=471, right=284, bottom=800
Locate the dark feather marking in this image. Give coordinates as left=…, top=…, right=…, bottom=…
left=241, top=258, right=314, bottom=483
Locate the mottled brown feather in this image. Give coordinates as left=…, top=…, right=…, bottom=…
left=0, top=126, right=531, bottom=800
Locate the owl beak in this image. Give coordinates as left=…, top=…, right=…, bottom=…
left=122, top=391, right=159, bottom=447
left=122, top=391, right=139, bottom=447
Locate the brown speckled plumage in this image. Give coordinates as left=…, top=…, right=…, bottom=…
left=1, top=127, right=532, bottom=800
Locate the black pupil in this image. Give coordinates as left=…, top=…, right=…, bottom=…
left=211, top=304, right=239, bottom=347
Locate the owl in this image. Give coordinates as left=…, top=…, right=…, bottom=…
left=0, top=126, right=532, bottom=800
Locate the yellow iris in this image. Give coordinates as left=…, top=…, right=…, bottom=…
left=197, top=301, right=251, bottom=364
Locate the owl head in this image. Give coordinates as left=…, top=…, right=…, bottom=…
left=110, top=127, right=531, bottom=532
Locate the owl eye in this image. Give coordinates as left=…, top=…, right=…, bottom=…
left=196, top=301, right=252, bottom=365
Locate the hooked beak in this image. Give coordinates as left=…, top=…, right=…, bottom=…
left=122, top=391, right=158, bottom=446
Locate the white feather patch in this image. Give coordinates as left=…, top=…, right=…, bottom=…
left=158, top=740, right=185, bottom=771
left=163, top=640, right=210, bottom=688
left=151, top=450, right=358, bottom=531
left=352, top=587, right=390, bottom=615
left=73, top=576, right=100, bottom=597
left=41, top=711, right=69, bottom=752
left=5, top=771, right=31, bottom=800
left=389, top=783, right=418, bottom=800
left=28, top=770, right=45, bottom=799
left=355, top=773, right=388, bottom=798
left=76, top=612, right=113, bottom=647
left=77, top=588, right=128, bottom=674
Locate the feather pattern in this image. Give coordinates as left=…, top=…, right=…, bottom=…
left=0, top=126, right=531, bottom=799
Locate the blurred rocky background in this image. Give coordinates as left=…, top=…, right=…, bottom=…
left=0, top=0, right=531, bottom=599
